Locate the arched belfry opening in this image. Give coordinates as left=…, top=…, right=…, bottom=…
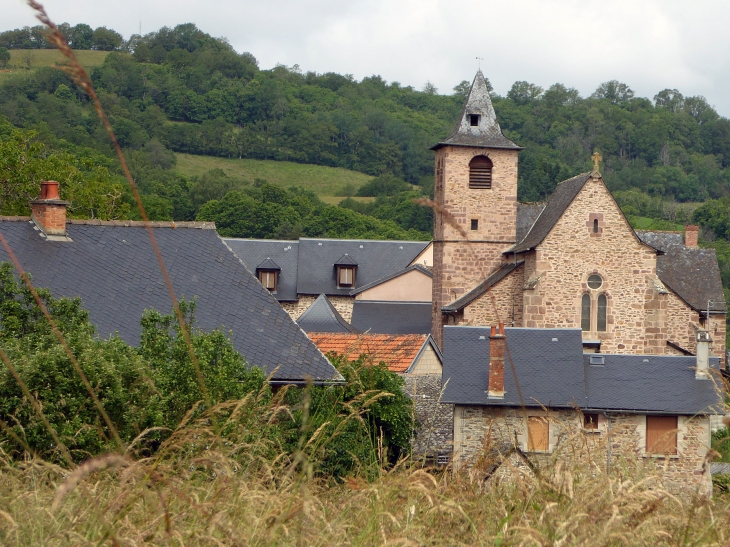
left=469, top=155, right=493, bottom=189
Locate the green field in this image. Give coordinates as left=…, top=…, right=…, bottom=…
left=175, top=153, right=373, bottom=197
left=630, top=216, right=685, bottom=231
left=0, top=49, right=109, bottom=84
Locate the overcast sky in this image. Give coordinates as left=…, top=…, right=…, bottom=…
left=6, top=0, right=730, bottom=116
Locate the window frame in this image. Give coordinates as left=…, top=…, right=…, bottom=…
left=527, top=416, right=550, bottom=452
left=583, top=413, right=600, bottom=431
left=645, top=415, right=678, bottom=456
left=470, top=218, right=479, bottom=231
left=468, top=155, right=493, bottom=189
left=258, top=269, right=278, bottom=293
left=337, top=266, right=356, bottom=288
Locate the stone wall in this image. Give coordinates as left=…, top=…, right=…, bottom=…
left=521, top=176, right=664, bottom=354
left=432, top=146, right=519, bottom=345
left=403, top=374, right=453, bottom=459
left=462, top=263, right=524, bottom=327
left=453, top=405, right=712, bottom=494
left=410, top=344, right=442, bottom=375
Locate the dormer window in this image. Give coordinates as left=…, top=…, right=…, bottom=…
left=334, top=253, right=358, bottom=289
left=255, top=257, right=281, bottom=293
left=469, top=155, right=493, bottom=189
left=469, top=114, right=480, bottom=126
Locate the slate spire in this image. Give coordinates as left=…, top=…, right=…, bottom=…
left=432, top=70, right=521, bottom=150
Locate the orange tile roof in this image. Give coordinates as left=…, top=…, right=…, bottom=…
left=307, top=333, right=429, bottom=373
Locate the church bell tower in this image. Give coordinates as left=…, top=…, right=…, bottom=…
left=431, top=70, right=522, bottom=346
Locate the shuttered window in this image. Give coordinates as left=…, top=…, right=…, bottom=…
left=338, top=266, right=355, bottom=287
left=581, top=294, right=591, bottom=331
left=469, top=155, right=493, bottom=189
left=528, top=417, right=549, bottom=451
left=646, top=416, right=678, bottom=455
left=258, top=270, right=277, bottom=292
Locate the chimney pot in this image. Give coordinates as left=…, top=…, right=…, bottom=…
left=685, top=225, right=699, bottom=248
left=30, top=181, right=69, bottom=237
left=490, top=325, right=497, bottom=337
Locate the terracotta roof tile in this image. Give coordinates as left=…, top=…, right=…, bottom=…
left=308, top=333, right=428, bottom=373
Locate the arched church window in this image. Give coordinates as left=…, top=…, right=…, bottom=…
left=581, top=294, right=591, bottom=331
left=597, top=294, right=607, bottom=331
left=469, top=155, right=493, bottom=189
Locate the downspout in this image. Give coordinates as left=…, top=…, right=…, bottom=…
left=606, top=413, right=612, bottom=474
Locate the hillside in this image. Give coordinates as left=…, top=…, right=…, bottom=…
left=175, top=153, right=372, bottom=198
left=0, top=49, right=108, bottom=84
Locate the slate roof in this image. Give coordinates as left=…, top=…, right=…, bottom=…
left=351, top=301, right=432, bottom=334
left=334, top=253, right=358, bottom=266
left=442, top=260, right=524, bottom=313
left=296, top=238, right=430, bottom=297
left=441, top=326, right=722, bottom=414
left=431, top=71, right=522, bottom=151
left=516, top=203, right=545, bottom=242
left=636, top=231, right=725, bottom=312
left=350, top=264, right=432, bottom=297
left=297, top=294, right=358, bottom=334
left=256, top=257, right=281, bottom=270
left=0, top=218, right=341, bottom=383
left=224, top=239, right=299, bottom=302
left=510, top=173, right=593, bottom=253
left=307, top=333, right=437, bottom=373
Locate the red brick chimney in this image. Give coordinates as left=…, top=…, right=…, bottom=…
left=488, top=323, right=506, bottom=398
left=30, top=181, right=69, bottom=237
left=685, top=225, right=699, bottom=248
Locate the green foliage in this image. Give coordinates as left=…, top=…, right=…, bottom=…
left=0, top=47, right=10, bottom=68
left=0, top=263, right=160, bottom=460
left=355, top=174, right=412, bottom=197
left=712, top=426, right=730, bottom=463
left=283, top=352, right=414, bottom=478
left=197, top=181, right=430, bottom=240
left=138, top=300, right=267, bottom=427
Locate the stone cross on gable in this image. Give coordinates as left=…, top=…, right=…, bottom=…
left=592, top=151, right=602, bottom=173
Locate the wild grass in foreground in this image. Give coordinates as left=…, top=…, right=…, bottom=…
left=2, top=444, right=730, bottom=546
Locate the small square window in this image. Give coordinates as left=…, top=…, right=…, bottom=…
left=338, top=266, right=355, bottom=287
left=584, top=413, right=599, bottom=430
left=470, top=219, right=478, bottom=231
left=258, top=270, right=277, bottom=292
left=469, top=114, right=480, bottom=126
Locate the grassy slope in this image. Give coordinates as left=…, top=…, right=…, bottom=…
left=175, top=153, right=373, bottom=197
left=0, top=49, right=108, bottom=84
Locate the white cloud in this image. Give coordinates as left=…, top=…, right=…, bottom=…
left=5, top=0, right=730, bottom=114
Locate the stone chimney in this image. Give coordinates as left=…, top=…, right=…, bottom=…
left=488, top=323, right=506, bottom=398
left=685, top=225, right=699, bottom=248
left=696, top=329, right=711, bottom=379
left=30, top=181, right=69, bottom=237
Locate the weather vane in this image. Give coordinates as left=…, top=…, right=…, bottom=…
left=476, top=56, right=484, bottom=70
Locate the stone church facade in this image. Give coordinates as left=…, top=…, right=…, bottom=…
left=432, top=71, right=726, bottom=362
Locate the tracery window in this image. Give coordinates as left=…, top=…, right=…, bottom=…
left=581, top=275, right=608, bottom=332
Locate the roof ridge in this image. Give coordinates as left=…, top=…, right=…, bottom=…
left=66, top=219, right=217, bottom=229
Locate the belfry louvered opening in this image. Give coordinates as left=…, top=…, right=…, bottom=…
left=469, top=155, right=493, bottom=189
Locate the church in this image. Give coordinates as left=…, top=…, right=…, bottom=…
left=431, top=70, right=726, bottom=362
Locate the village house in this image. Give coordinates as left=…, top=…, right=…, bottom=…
left=441, top=323, right=723, bottom=494
left=0, top=181, right=342, bottom=385
left=224, top=237, right=433, bottom=334
left=431, top=70, right=726, bottom=363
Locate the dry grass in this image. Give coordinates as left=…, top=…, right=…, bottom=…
left=2, top=443, right=730, bottom=546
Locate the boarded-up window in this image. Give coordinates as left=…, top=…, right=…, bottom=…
left=597, top=294, right=607, bottom=332
left=469, top=155, right=493, bottom=189
left=581, top=294, right=591, bottom=331
left=646, top=416, right=678, bottom=455
left=338, top=266, right=355, bottom=287
left=528, top=417, right=549, bottom=451
left=258, top=270, right=277, bottom=292
left=584, top=413, right=599, bottom=430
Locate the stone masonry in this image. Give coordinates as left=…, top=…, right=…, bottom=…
left=453, top=405, right=713, bottom=495
left=432, top=146, right=518, bottom=346
left=281, top=295, right=354, bottom=323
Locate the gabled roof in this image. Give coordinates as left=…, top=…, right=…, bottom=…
left=296, top=238, right=430, bottom=296
left=350, top=263, right=432, bottom=296
left=351, top=301, right=432, bottom=335
left=432, top=70, right=521, bottom=151
left=256, top=257, right=281, bottom=271
left=509, top=173, right=592, bottom=253
left=441, top=326, right=722, bottom=414
left=516, top=203, right=545, bottom=242
left=636, top=231, right=725, bottom=312
left=442, top=260, right=524, bottom=313
left=0, top=218, right=341, bottom=383
left=307, top=333, right=439, bottom=373
left=224, top=239, right=299, bottom=302
left=297, top=294, right=359, bottom=334
left=334, top=253, right=358, bottom=266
